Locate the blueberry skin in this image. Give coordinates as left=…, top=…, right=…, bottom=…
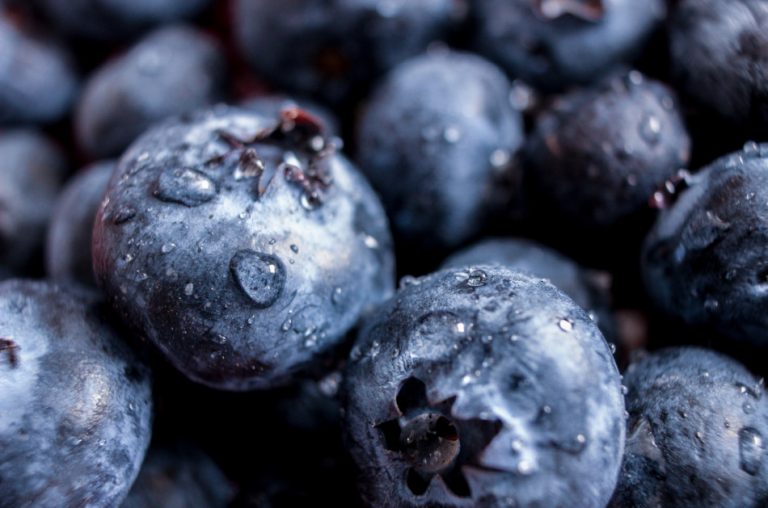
left=46, top=161, right=115, bottom=287
left=642, top=143, right=768, bottom=347
left=0, top=14, right=78, bottom=125
left=33, top=0, right=211, bottom=40
left=76, top=25, right=228, bottom=159
left=610, top=347, right=768, bottom=507
left=524, top=70, right=690, bottom=229
left=669, top=0, right=768, bottom=131
left=233, top=0, right=464, bottom=104
left=357, top=50, right=524, bottom=250
left=471, top=0, right=665, bottom=91
left=0, top=130, right=67, bottom=273
left=343, top=266, right=625, bottom=508
left=0, top=280, right=153, bottom=507
left=92, top=106, right=395, bottom=391
left=122, top=444, right=236, bottom=508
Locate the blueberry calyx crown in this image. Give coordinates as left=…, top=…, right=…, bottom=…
left=533, top=0, right=606, bottom=22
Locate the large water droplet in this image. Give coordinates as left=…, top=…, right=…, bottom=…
left=154, top=168, right=217, bottom=207
left=639, top=114, right=662, bottom=145
left=739, top=427, right=764, bottom=475
left=466, top=269, right=488, bottom=287
left=230, top=250, right=286, bottom=308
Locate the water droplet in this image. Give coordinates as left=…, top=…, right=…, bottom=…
left=517, top=459, right=533, bottom=475
left=154, top=168, right=217, bottom=207
left=511, top=439, right=523, bottom=453
left=161, top=243, right=176, bottom=254
left=304, top=335, right=318, bottom=348
left=331, top=287, right=344, bottom=306
left=290, top=244, right=299, bottom=254
left=490, top=149, right=511, bottom=168
left=399, top=275, right=420, bottom=289
left=744, top=141, right=760, bottom=157
left=558, top=318, right=574, bottom=332
left=466, top=269, right=488, bottom=287
left=609, top=343, right=617, bottom=354
left=621, top=385, right=628, bottom=395
left=210, top=334, right=228, bottom=345
left=640, top=114, right=662, bottom=145
left=281, top=318, right=292, bottom=332
left=364, top=235, right=379, bottom=249
left=744, top=402, right=755, bottom=414
left=184, top=283, right=194, bottom=296
left=739, top=427, right=764, bottom=475
left=369, top=340, right=381, bottom=358
left=230, top=250, right=286, bottom=308
left=455, top=322, right=466, bottom=334
left=627, top=70, right=644, bottom=86
left=461, top=374, right=473, bottom=386
left=123, top=253, right=134, bottom=263
left=704, top=299, right=720, bottom=313
left=443, top=126, right=462, bottom=144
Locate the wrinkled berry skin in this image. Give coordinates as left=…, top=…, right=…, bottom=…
left=93, top=106, right=394, bottom=391
left=343, top=266, right=624, bottom=508
left=0, top=130, right=67, bottom=274
left=610, top=348, right=768, bottom=507
left=0, top=14, right=78, bottom=125
left=122, top=443, right=236, bottom=508
left=642, top=143, right=768, bottom=347
left=233, top=0, right=463, bottom=104
left=0, top=280, right=153, bottom=508
left=669, top=0, right=768, bottom=132
left=471, top=0, right=664, bottom=91
left=357, top=50, right=524, bottom=250
left=46, top=161, right=115, bottom=287
left=32, top=0, right=211, bottom=40
left=76, top=25, right=228, bottom=158
left=524, top=71, right=690, bottom=229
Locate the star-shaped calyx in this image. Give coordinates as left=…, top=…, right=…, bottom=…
left=375, top=377, right=503, bottom=498
left=533, top=0, right=606, bottom=22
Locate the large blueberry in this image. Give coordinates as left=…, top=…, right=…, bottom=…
left=642, top=143, right=768, bottom=347
left=471, top=0, right=665, bottom=91
left=610, top=347, right=768, bottom=507
left=0, top=280, right=153, bottom=507
left=0, top=13, right=78, bottom=125
left=0, top=129, right=67, bottom=274
left=343, top=265, right=624, bottom=507
left=93, top=106, right=395, bottom=390
left=46, top=161, right=115, bottom=287
left=233, top=0, right=464, bottom=104
left=32, top=0, right=211, bottom=40
left=669, top=0, right=768, bottom=132
left=357, top=50, right=524, bottom=250
left=524, top=70, right=690, bottom=229
left=76, top=25, right=228, bottom=158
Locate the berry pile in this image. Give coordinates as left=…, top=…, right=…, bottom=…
left=1, top=1, right=767, bottom=507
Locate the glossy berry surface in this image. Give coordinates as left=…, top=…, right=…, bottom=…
left=524, top=70, right=690, bottom=229
left=610, top=347, right=768, bottom=507
left=343, top=265, right=624, bottom=507
left=93, top=106, right=394, bottom=390
left=471, top=0, right=665, bottom=91
left=357, top=50, right=524, bottom=250
left=233, top=0, right=464, bottom=104
left=0, top=129, right=67, bottom=274
left=46, top=161, right=115, bottom=287
left=76, top=25, right=228, bottom=158
left=642, top=143, right=768, bottom=347
left=0, top=280, right=153, bottom=507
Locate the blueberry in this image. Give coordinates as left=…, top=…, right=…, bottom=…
left=441, top=237, right=617, bottom=345
left=471, top=0, right=665, bottom=91
left=669, top=0, right=768, bottom=132
left=0, top=280, right=153, bottom=507
left=524, top=70, right=690, bottom=229
left=357, top=50, right=524, bottom=251
left=122, top=443, right=236, bottom=508
left=92, top=106, right=394, bottom=390
left=610, top=347, right=768, bottom=507
left=343, top=265, right=624, bottom=507
left=32, top=0, right=212, bottom=40
left=75, top=25, right=228, bottom=158
left=0, top=12, right=79, bottom=125
left=233, top=0, right=465, bottom=104
left=46, top=161, right=115, bottom=287
left=642, top=143, right=768, bottom=347
left=0, top=129, right=67, bottom=274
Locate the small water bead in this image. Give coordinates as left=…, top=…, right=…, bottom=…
left=490, top=149, right=511, bottom=169
left=364, top=235, right=379, bottom=249
left=739, top=427, right=765, bottom=475
left=160, top=243, right=176, bottom=254
left=442, top=126, right=462, bottom=144
left=229, top=250, right=286, bottom=308
left=743, top=141, right=760, bottom=157
left=184, top=283, right=194, bottom=296
left=558, top=318, right=574, bottom=332
left=639, top=114, right=662, bottom=145
left=466, top=269, right=488, bottom=287
left=290, top=244, right=299, bottom=253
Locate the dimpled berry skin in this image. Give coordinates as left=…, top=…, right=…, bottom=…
left=46, top=161, right=115, bottom=287
left=0, top=130, right=67, bottom=274
left=0, top=13, right=79, bottom=125
left=471, top=0, right=665, bottom=91
left=33, top=0, right=211, bottom=40
left=233, top=0, right=463, bottom=104
left=610, top=348, right=768, bottom=507
left=669, top=0, right=768, bottom=131
left=92, top=106, right=394, bottom=391
left=524, top=71, right=691, bottom=229
left=642, top=143, right=768, bottom=347
left=357, top=50, right=524, bottom=250
left=0, top=280, right=153, bottom=508
left=75, top=25, right=228, bottom=158
left=343, top=266, right=625, bottom=508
